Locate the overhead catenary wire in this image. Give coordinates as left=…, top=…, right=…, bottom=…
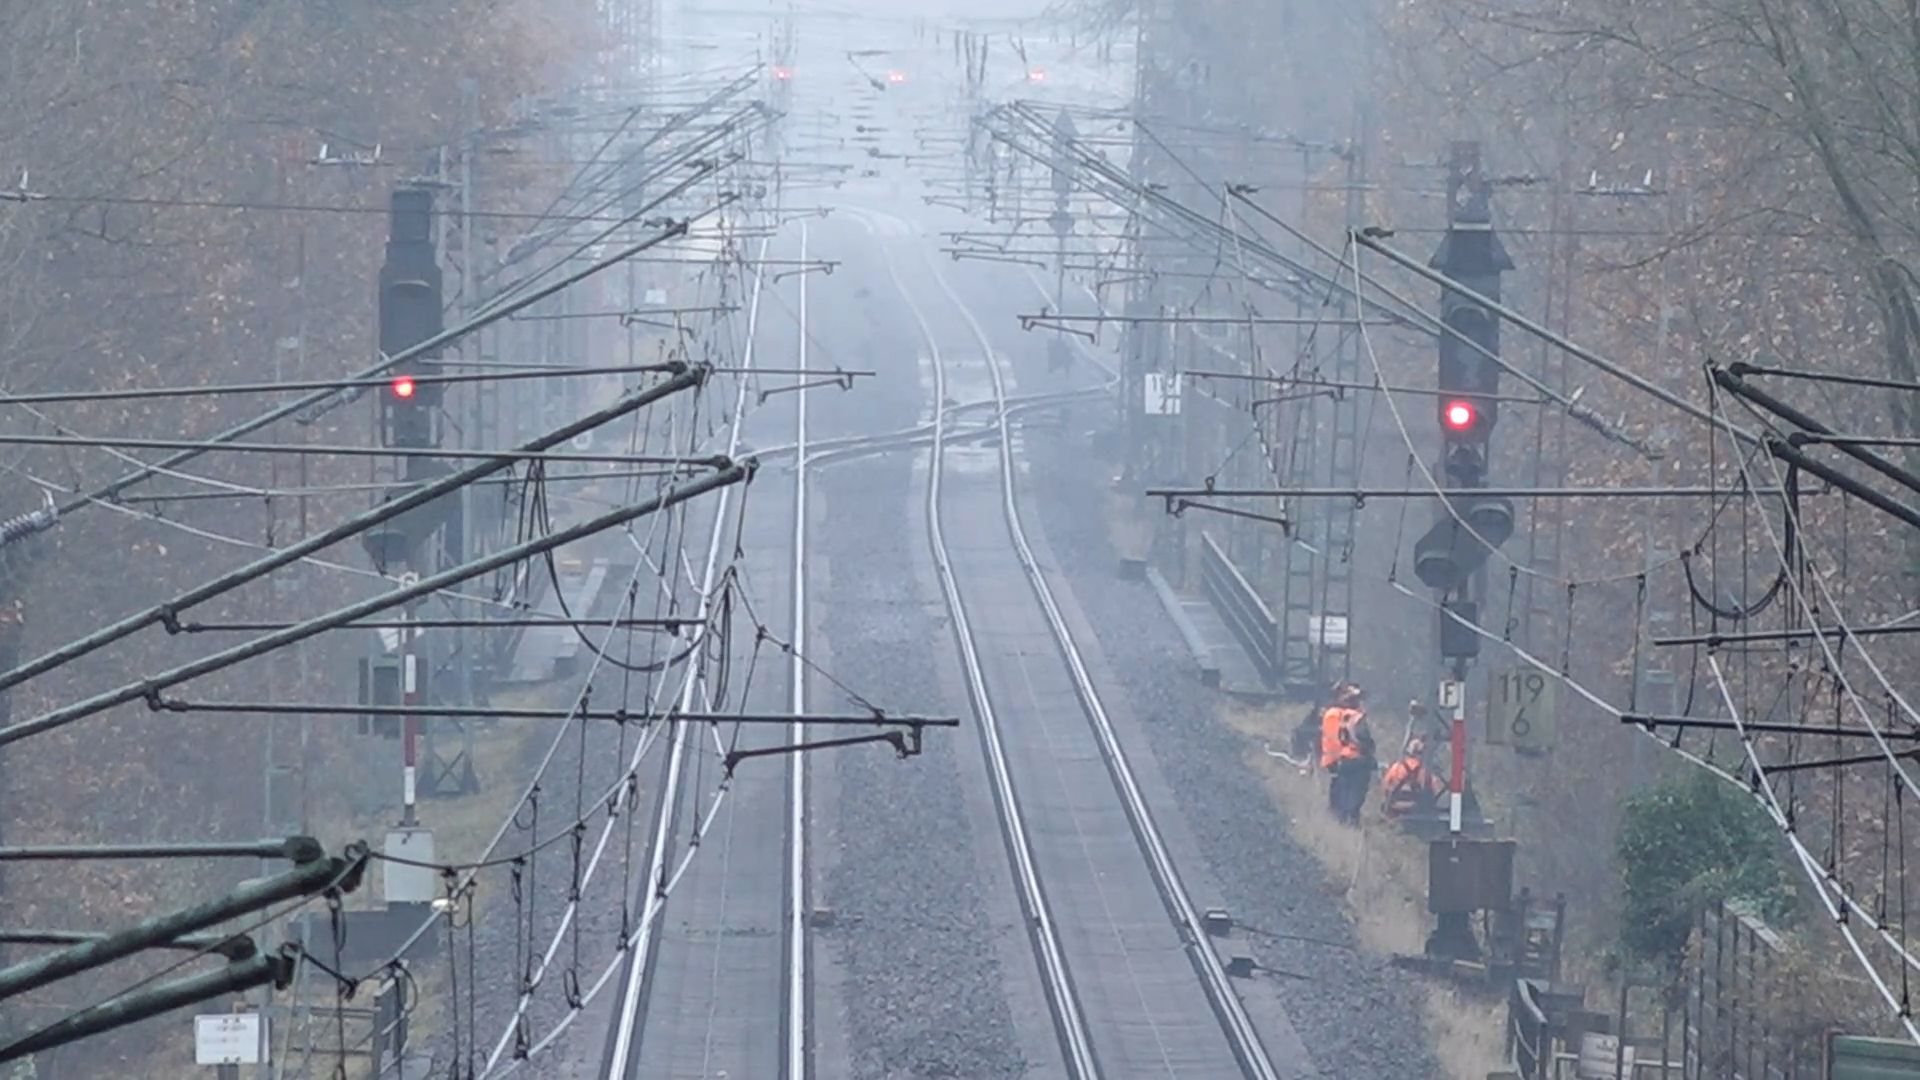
left=317, top=180, right=741, bottom=1065
left=0, top=368, right=709, bottom=697
left=1351, top=228, right=1760, bottom=448
left=985, top=101, right=1652, bottom=455
left=0, top=463, right=749, bottom=750
left=1703, top=384, right=1920, bottom=803
left=1, top=198, right=712, bottom=547
left=1392, top=575, right=1920, bottom=1042
left=61, top=69, right=779, bottom=1076
left=0, top=363, right=679, bottom=408
left=0, top=430, right=731, bottom=469
left=1347, top=243, right=1684, bottom=588
left=493, top=231, right=777, bottom=1079
left=2, top=465, right=520, bottom=613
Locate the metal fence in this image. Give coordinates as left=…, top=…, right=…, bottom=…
left=1684, top=902, right=1820, bottom=1080
left=1198, top=530, right=1281, bottom=685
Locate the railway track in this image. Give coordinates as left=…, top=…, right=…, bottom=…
left=885, top=226, right=1281, bottom=1080
left=882, top=228, right=1104, bottom=1078
left=591, top=220, right=1107, bottom=1080
left=600, top=233, right=793, bottom=1080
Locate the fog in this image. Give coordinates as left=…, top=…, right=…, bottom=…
left=0, top=0, right=1912, bottom=1076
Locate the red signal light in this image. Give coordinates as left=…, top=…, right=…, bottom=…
left=1028, top=68, right=1047, bottom=82
left=1442, top=399, right=1476, bottom=431
left=773, top=65, right=792, bottom=81
left=392, top=376, right=417, bottom=400
left=886, top=69, right=907, bottom=84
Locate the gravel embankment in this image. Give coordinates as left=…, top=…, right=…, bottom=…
left=813, top=454, right=1030, bottom=1080
left=805, top=233, right=1032, bottom=1077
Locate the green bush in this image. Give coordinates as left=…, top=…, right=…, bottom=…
left=1616, top=770, right=1794, bottom=965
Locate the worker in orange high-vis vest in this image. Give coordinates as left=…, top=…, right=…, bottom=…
left=1318, top=683, right=1362, bottom=770
left=1382, top=738, right=1446, bottom=819
left=1319, top=683, right=1375, bottom=823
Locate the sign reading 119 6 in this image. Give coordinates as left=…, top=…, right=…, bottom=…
left=1489, top=667, right=1556, bottom=749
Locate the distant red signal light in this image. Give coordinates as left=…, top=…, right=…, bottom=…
left=1028, top=68, right=1047, bottom=82
left=1442, top=399, right=1476, bottom=431
left=773, top=65, right=792, bottom=81
left=886, top=69, right=907, bottom=84
left=392, top=376, right=417, bottom=400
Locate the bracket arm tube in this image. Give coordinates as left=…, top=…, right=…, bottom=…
left=1715, top=366, right=1920, bottom=499
left=0, top=947, right=294, bottom=1064
left=43, top=216, right=695, bottom=525
left=0, top=853, right=352, bottom=999
left=0, top=465, right=749, bottom=750
left=0, top=837, right=321, bottom=862
left=1762, top=436, right=1920, bottom=532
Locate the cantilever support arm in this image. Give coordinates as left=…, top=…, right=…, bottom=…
left=723, top=729, right=924, bottom=775
left=0, top=846, right=362, bottom=1000
left=0, top=945, right=296, bottom=1064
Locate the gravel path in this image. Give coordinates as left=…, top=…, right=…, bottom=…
left=803, top=218, right=1033, bottom=1078
left=812, top=454, right=1032, bottom=1080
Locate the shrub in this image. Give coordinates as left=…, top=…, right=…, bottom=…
left=1616, top=770, right=1793, bottom=965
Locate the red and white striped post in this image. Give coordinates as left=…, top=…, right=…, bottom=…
left=1441, top=678, right=1465, bottom=833
left=401, top=621, right=419, bottom=827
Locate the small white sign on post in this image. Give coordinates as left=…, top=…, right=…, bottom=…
left=384, top=827, right=437, bottom=904
left=1308, top=614, right=1349, bottom=648
left=194, top=1013, right=266, bottom=1066
left=1438, top=679, right=1464, bottom=715
left=1576, top=1032, right=1633, bottom=1078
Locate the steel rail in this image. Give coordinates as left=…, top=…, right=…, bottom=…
left=785, top=221, right=812, bottom=1080
left=926, top=250, right=1282, bottom=1080
left=881, top=229, right=1102, bottom=1080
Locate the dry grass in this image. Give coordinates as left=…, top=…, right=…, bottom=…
left=1223, top=701, right=1508, bottom=1080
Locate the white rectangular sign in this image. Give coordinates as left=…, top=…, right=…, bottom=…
left=1308, top=614, right=1349, bottom=648
left=1576, top=1032, right=1633, bottom=1078
left=195, top=1013, right=266, bottom=1066
left=1143, top=372, right=1182, bottom=415
left=1438, top=679, right=1463, bottom=712
left=384, top=827, right=438, bottom=904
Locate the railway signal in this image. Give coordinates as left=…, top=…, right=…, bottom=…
left=362, top=184, right=457, bottom=843
left=376, top=187, right=443, bottom=452
left=1412, top=497, right=1513, bottom=593
left=1415, top=141, right=1515, bottom=596
left=1420, top=142, right=1516, bottom=964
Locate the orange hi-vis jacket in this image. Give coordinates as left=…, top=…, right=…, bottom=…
left=1382, top=754, right=1445, bottom=815
left=1319, top=706, right=1365, bottom=770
